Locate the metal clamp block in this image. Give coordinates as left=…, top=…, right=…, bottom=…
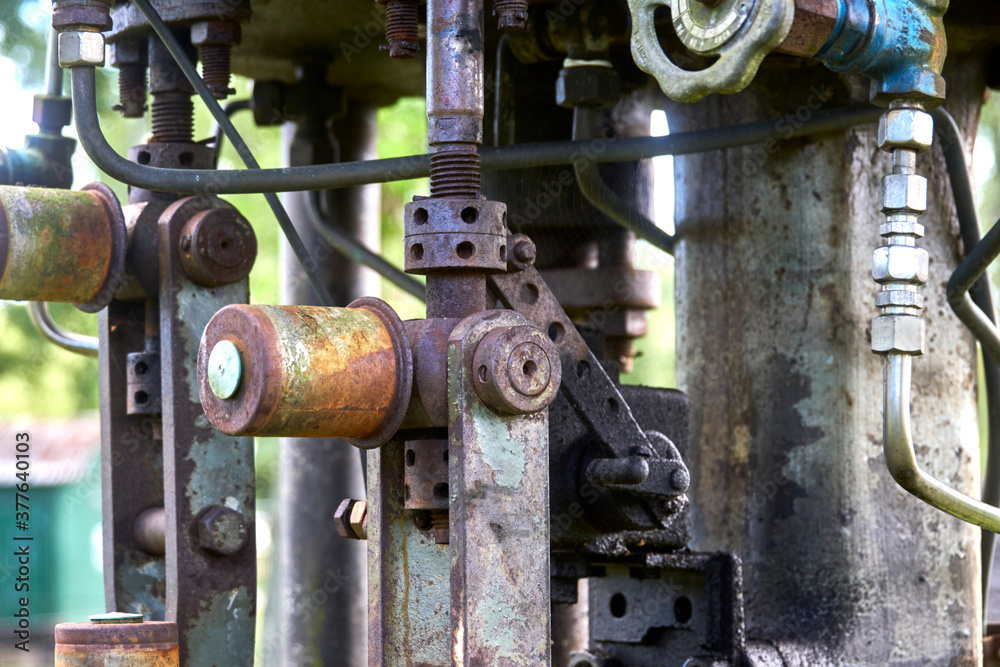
left=59, top=31, right=106, bottom=68
left=878, top=108, right=934, bottom=152
left=872, top=245, right=929, bottom=285
left=404, top=198, right=508, bottom=274
left=871, top=314, right=925, bottom=355
left=881, top=173, right=928, bottom=214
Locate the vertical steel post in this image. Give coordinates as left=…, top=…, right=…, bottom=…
left=276, top=101, right=380, bottom=667
left=670, top=63, right=983, bottom=665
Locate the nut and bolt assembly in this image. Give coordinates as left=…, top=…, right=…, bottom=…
left=473, top=325, right=562, bottom=415
left=191, top=21, right=241, bottom=100
left=493, top=0, right=529, bottom=32
left=110, top=41, right=148, bottom=118
left=196, top=505, right=249, bottom=556
left=335, top=498, right=369, bottom=540
left=871, top=102, right=933, bottom=357
left=379, top=0, right=420, bottom=59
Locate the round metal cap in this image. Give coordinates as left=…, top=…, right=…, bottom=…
left=208, top=340, right=243, bottom=399
left=88, top=611, right=144, bottom=624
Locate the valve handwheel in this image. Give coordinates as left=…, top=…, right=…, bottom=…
left=630, top=0, right=795, bottom=102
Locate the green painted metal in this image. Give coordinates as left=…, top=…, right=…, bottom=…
left=447, top=310, right=551, bottom=666
left=207, top=340, right=242, bottom=400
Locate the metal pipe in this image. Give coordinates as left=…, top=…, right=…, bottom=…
left=28, top=302, right=98, bottom=357
left=46, top=27, right=64, bottom=98
left=304, top=191, right=425, bottom=300
left=70, top=63, right=881, bottom=194
left=125, top=0, right=336, bottom=308
left=573, top=106, right=674, bottom=255
left=934, top=105, right=1000, bottom=623
left=883, top=353, right=1000, bottom=531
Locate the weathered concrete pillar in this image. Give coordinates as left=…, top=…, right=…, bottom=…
left=670, top=53, right=987, bottom=665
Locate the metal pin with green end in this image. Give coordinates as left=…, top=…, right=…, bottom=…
left=208, top=340, right=243, bottom=399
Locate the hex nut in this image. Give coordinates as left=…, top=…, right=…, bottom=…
left=881, top=174, right=927, bottom=214
left=191, top=21, right=242, bottom=47
left=59, top=31, right=106, bottom=68
left=872, top=246, right=929, bottom=285
left=878, top=108, right=934, bottom=152
left=335, top=499, right=366, bottom=540
left=32, top=95, right=73, bottom=131
left=875, top=290, right=925, bottom=309
left=349, top=500, right=368, bottom=540
left=108, top=40, right=147, bottom=67
left=556, top=65, right=621, bottom=109
left=196, top=505, right=248, bottom=556
left=871, top=314, right=925, bottom=355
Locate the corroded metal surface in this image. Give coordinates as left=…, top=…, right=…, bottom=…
left=99, top=299, right=167, bottom=620
left=448, top=309, right=551, bottom=666
left=0, top=183, right=126, bottom=308
left=197, top=301, right=411, bottom=442
left=368, top=438, right=451, bottom=667
left=54, top=620, right=179, bottom=667
left=157, top=196, right=256, bottom=667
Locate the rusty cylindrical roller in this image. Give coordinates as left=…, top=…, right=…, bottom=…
left=55, top=616, right=178, bottom=667
left=0, top=183, right=126, bottom=312
left=198, top=297, right=413, bottom=447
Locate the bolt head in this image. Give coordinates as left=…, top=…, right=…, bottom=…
left=881, top=174, right=927, bottom=214
left=872, top=245, right=928, bottom=286
left=349, top=500, right=368, bottom=540
left=191, top=21, right=242, bottom=46
left=196, top=505, right=248, bottom=556
left=59, top=31, right=106, bottom=68
left=208, top=340, right=243, bottom=400
left=514, top=239, right=536, bottom=265
left=335, top=499, right=366, bottom=540
left=108, top=40, right=147, bottom=67
left=556, top=64, right=620, bottom=109
left=32, top=95, right=73, bottom=131
left=506, top=342, right=551, bottom=397
left=871, top=314, right=924, bottom=355
left=669, top=467, right=690, bottom=492
left=878, top=109, right=934, bottom=152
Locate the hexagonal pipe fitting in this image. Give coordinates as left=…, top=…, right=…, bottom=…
left=878, top=107, right=934, bottom=152
left=196, top=505, right=248, bottom=556
left=881, top=174, right=928, bottom=214
left=58, top=31, right=105, bottom=68
left=872, top=314, right=925, bottom=355
left=872, top=245, right=929, bottom=285
left=472, top=325, right=562, bottom=415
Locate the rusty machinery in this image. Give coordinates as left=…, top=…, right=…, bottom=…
left=0, top=0, right=999, bottom=665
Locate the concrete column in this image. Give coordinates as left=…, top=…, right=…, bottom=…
left=670, top=58, right=987, bottom=666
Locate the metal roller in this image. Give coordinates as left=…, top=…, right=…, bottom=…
left=55, top=615, right=178, bottom=667
left=0, top=182, right=126, bottom=311
left=198, top=297, right=412, bottom=446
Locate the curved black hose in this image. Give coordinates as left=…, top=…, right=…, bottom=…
left=214, top=98, right=252, bottom=168
left=935, top=106, right=1000, bottom=627
left=572, top=106, right=674, bottom=255
left=70, top=63, right=881, bottom=196
left=126, top=0, right=336, bottom=307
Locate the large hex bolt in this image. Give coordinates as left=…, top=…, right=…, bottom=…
left=196, top=505, right=248, bottom=556
left=178, top=207, right=257, bottom=287
left=493, top=0, right=529, bottom=32
left=473, top=325, right=562, bottom=415
left=191, top=21, right=241, bottom=100
left=378, top=0, right=420, bottom=59
left=335, top=499, right=368, bottom=540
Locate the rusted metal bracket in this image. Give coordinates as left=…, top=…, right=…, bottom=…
left=448, top=309, right=552, bottom=666
left=99, top=298, right=167, bottom=620
left=158, top=196, right=256, bottom=666
left=489, top=265, right=690, bottom=506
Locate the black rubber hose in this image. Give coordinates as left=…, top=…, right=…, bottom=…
left=573, top=106, right=674, bottom=255
left=70, top=64, right=881, bottom=195
left=214, top=98, right=252, bottom=168
left=119, top=0, right=337, bottom=307
left=935, top=105, right=1000, bottom=627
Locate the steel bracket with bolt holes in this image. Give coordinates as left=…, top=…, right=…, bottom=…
left=158, top=196, right=256, bottom=666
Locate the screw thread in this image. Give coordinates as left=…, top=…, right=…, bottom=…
left=384, top=1, right=419, bottom=59
left=116, top=64, right=147, bottom=118
left=493, top=0, right=529, bottom=31
left=151, top=91, right=194, bottom=144
left=200, top=44, right=233, bottom=100
left=430, top=147, right=481, bottom=198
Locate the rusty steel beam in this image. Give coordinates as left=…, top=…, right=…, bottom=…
left=157, top=196, right=257, bottom=666
left=197, top=299, right=412, bottom=445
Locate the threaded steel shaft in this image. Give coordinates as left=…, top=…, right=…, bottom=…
left=493, top=0, right=529, bottom=31
left=200, top=44, right=233, bottom=100
left=151, top=91, right=194, bottom=143
left=383, top=1, right=419, bottom=59
left=429, top=147, right=481, bottom=198
left=115, top=64, right=147, bottom=118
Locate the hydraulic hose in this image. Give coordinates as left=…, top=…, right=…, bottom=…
left=70, top=62, right=881, bottom=195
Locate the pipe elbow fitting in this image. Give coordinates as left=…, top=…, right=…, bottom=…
left=817, top=0, right=948, bottom=107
